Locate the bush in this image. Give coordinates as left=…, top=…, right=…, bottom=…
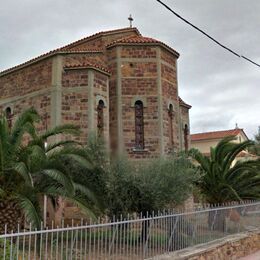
left=105, top=158, right=139, bottom=218
left=105, top=153, right=197, bottom=218
left=0, top=238, right=16, bottom=259
left=135, top=154, right=197, bottom=213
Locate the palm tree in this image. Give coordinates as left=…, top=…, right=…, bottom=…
left=190, top=136, right=260, bottom=230
left=0, top=108, right=98, bottom=232
left=191, top=136, right=260, bottom=204
left=0, top=108, right=39, bottom=233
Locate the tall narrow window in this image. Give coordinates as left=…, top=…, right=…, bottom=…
left=168, top=104, right=174, bottom=147
left=5, top=107, right=12, bottom=129
left=97, top=100, right=105, bottom=137
left=184, top=124, right=189, bottom=152
left=135, top=100, right=144, bottom=149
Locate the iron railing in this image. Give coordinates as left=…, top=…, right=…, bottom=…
left=0, top=201, right=259, bottom=259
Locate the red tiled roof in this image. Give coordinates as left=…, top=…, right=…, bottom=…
left=191, top=129, right=245, bottom=141
left=59, top=27, right=141, bottom=51
left=0, top=27, right=140, bottom=76
left=64, top=62, right=110, bottom=75
left=107, top=35, right=179, bottom=57
left=179, top=97, right=192, bottom=109
left=0, top=48, right=103, bottom=76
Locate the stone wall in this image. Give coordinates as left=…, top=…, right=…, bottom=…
left=120, top=45, right=160, bottom=159
left=107, top=44, right=186, bottom=159
left=151, top=230, right=260, bottom=260
left=0, top=58, right=53, bottom=132
left=0, top=58, right=52, bottom=99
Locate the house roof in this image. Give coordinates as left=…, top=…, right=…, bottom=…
left=191, top=128, right=248, bottom=141
left=64, top=62, right=110, bottom=76
left=107, top=35, right=179, bottom=57
left=179, top=97, right=192, bottom=109
left=0, top=27, right=140, bottom=76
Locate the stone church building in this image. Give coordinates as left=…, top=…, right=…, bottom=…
left=0, top=27, right=191, bottom=159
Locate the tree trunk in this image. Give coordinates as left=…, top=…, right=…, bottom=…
left=0, top=200, right=23, bottom=234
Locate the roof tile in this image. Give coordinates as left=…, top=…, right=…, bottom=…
left=179, top=97, right=192, bottom=109
left=0, top=48, right=103, bottom=76
left=191, top=129, right=244, bottom=141
left=64, top=62, right=110, bottom=75
left=106, top=35, right=179, bottom=57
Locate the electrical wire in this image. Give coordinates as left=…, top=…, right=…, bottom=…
left=156, top=0, right=260, bottom=68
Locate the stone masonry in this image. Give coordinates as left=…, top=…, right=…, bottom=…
left=151, top=230, right=260, bottom=260
left=0, top=27, right=191, bottom=159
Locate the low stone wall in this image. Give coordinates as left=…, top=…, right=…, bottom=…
left=150, top=230, right=260, bottom=260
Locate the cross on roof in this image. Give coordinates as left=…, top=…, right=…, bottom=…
left=128, top=14, right=133, bottom=28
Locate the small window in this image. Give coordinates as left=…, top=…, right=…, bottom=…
left=168, top=104, right=174, bottom=147
left=184, top=124, right=189, bottom=152
left=5, top=107, right=13, bottom=128
left=135, top=100, right=144, bottom=149
left=97, top=100, right=105, bottom=137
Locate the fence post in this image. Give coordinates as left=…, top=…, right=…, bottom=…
left=167, top=215, right=179, bottom=252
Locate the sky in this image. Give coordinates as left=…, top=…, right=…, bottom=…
left=0, top=0, right=259, bottom=138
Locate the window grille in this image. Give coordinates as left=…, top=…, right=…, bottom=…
left=135, top=100, right=144, bottom=149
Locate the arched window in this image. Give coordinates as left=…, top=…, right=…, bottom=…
left=168, top=104, right=174, bottom=147
left=97, top=100, right=105, bottom=137
left=184, top=124, right=189, bottom=152
left=5, top=107, right=12, bottom=129
left=135, top=100, right=144, bottom=149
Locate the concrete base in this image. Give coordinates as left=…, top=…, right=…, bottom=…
left=147, top=229, right=260, bottom=260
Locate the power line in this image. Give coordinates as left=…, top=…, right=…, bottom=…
left=156, top=0, right=260, bottom=68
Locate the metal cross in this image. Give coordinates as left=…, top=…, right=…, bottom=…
left=128, top=14, right=133, bottom=28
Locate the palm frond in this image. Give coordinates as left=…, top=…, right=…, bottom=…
left=223, top=140, right=255, bottom=172
left=0, top=187, right=6, bottom=198
left=66, top=195, right=96, bottom=220
left=10, top=108, right=40, bottom=145
left=13, top=194, right=41, bottom=229
left=46, top=140, right=80, bottom=153
left=40, top=124, right=80, bottom=140
left=14, top=162, right=33, bottom=186
left=41, top=169, right=74, bottom=194
left=40, top=185, right=69, bottom=197
left=73, top=183, right=99, bottom=206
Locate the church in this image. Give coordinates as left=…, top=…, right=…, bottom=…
left=0, top=26, right=191, bottom=159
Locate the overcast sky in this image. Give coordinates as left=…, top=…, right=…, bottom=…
left=0, top=0, right=259, bottom=138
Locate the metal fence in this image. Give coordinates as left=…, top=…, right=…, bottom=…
left=0, top=201, right=259, bottom=259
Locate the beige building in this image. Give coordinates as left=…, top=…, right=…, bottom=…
left=190, top=128, right=256, bottom=162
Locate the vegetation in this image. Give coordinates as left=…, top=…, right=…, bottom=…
left=63, top=134, right=107, bottom=216
left=0, top=108, right=198, bottom=232
left=250, top=126, right=260, bottom=156
left=64, top=136, right=197, bottom=219
left=105, top=153, right=197, bottom=218
left=0, top=108, right=98, bottom=230
left=190, top=136, right=260, bottom=204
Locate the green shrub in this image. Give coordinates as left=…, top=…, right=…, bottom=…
left=105, top=153, right=198, bottom=218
